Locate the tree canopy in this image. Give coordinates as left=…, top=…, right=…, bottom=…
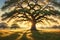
left=1, top=0, right=60, bottom=30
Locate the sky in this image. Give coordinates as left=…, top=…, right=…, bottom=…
left=0, top=0, right=7, bottom=19
left=0, top=0, right=60, bottom=17
left=0, top=0, right=60, bottom=9
left=0, top=0, right=60, bottom=16
left=0, top=0, right=5, bottom=8
left=0, top=0, right=60, bottom=8
left=0, top=0, right=60, bottom=27
left=0, top=0, right=5, bottom=22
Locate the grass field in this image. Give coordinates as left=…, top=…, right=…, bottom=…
left=0, top=29, right=60, bottom=40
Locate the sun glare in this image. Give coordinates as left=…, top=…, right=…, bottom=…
left=17, top=21, right=32, bottom=29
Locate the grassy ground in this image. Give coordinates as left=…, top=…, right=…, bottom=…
left=0, top=29, right=60, bottom=40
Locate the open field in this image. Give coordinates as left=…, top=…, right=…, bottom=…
left=0, top=29, right=60, bottom=32
left=0, top=29, right=60, bottom=40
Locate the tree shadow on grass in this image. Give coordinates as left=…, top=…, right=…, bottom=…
left=0, top=30, right=60, bottom=40
left=19, top=32, right=29, bottom=40
left=31, top=30, right=43, bottom=40
left=0, top=32, right=20, bottom=40
left=31, top=30, right=60, bottom=40
left=0, top=31, right=29, bottom=40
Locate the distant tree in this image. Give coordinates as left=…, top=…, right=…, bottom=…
left=0, top=22, right=8, bottom=29
left=52, top=25, right=58, bottom=29
left=11, top=24, right=20, bottom=29
left=54, top=25, right=60, bottom=29
left=58, top=25, right=60, bottom=29
left=1, top=0, right=60, bottom=30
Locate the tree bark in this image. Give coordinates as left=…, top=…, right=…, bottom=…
left=31, top=21, right=37, bottom=30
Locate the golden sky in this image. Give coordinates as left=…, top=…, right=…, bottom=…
left=0, top=0, right=60, bottom=28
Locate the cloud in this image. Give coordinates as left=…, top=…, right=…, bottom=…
left=0, top=9, right=5, bottom=22
left=0, top=9, right=4, bottom=17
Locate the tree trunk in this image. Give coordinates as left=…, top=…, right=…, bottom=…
left=31, top=21, right=37, bottom=30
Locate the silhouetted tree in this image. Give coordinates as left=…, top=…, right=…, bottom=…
left=1, top=0, right=60, bottom=30
left=52, top=25, right=59, bottom=29
left=11, top=24, right=20, bottom=29
left=0, top=22, right=8, bottom=29
left=58, top=25, right=60, bottom=29
left=52, top=25, right=60, bottom=29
